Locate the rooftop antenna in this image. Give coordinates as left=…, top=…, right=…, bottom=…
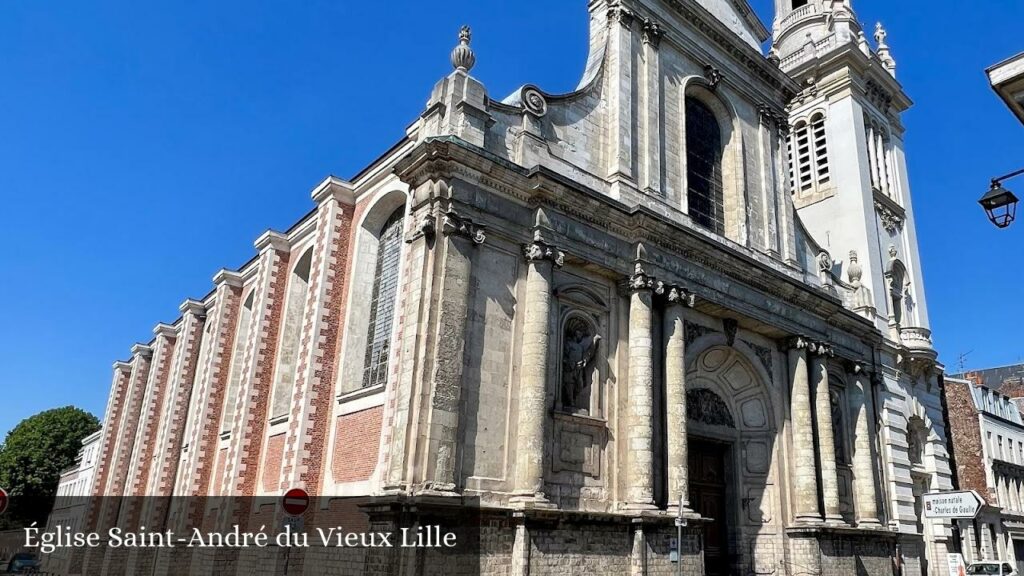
left=957, top=351, right=973, bottom=376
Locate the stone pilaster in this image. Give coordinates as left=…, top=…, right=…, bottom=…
left=788, top=337, right=821, bottom=523
left=606, top=1, right=635, bottom=184
left=625, top=263, right=657, bottom=511
left=423, top=207, right=485, bottom=492
left=83, top=361, right=133, bottom=530
left=512, top=231, right=564, bottom=506
left=850, top=365, right=882, bottom=527
left=279, top=177, right=354, bottom=493
left=661, top=283, right=695, bottom=513
left=640, top=17, right=662, bottom=196
left=811, top=342, right=843, bottom=524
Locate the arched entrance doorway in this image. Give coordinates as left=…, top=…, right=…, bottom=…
left=685, top=342, right=783, bottom=576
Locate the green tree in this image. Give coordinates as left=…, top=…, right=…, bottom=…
left=0, top=406, right=100, bottom=528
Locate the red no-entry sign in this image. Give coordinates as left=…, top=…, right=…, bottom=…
left=0, top=487, right=8, bottom=515
left=282, top=488, right=309, bottom=517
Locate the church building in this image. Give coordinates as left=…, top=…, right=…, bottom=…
left=72, top=1, right=954, bottom=575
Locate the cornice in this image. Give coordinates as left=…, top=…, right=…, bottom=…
left=395, top=136, right=880, bottom=346
left=153, top=323, right=178, bottom=339
left=212, top=268, right=244, bottom=288
left=254, top=230, right=290, bottom=253
left=311, top=175, right=356, bottom=206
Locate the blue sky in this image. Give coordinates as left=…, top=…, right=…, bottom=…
left=0, top=0, right=1021, bottom=439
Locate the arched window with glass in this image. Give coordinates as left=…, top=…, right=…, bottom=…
left=685, top=96, right=725, bottom=235
left=361, top=207, right=405, bottom=389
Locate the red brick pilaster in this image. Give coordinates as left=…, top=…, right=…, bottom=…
left=279, top=177, right=355, bottom=493
left=102, top=344, right=153, bottom=528
left=216, top=231, right=290, bottom=527
left=84, top=361, right=133, bottom=528
left=176, top=270, right=243, bottom=527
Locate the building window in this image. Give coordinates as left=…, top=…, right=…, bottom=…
left=788, top=113, right=830, bottom=196
left=361, top=208, right=405, bottom=389
left=685, top=96, right=725, bottom=235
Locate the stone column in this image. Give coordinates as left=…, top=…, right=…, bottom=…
left=512, top=231, right=564, bottom=505
left=427, top=207, right=485, bottom=492
left=663, top=284, right=695, bottom=513
left=850, top=366, right=882, bottom=527
left=626, top=263, right=657, bottom=510
left=788, top=337, right=821, bottom=523
left=811, top=342, right=843, bottom=524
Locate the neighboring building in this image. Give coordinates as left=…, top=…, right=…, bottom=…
left=945, top=377, right=1024, bottom=572
left=988, top=52, right=1024, bottom=125
left=958, top=364, right=1024, bottom=395
left=45, top=430, right=102, bottom=573
left=65, top=1, right=953, bottom=575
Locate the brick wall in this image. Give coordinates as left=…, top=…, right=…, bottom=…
left=331, top=407, right=383, bottom=483
left=944, top=378, right=989, bottom=496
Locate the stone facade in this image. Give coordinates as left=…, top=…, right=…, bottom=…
left=58, top=1, right=954, bottom=575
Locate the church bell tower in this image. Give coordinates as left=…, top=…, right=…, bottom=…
left=773, top=1, right=952, bottom=573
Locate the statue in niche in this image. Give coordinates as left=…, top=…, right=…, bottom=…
left=562, top=317, right=601, bottom=412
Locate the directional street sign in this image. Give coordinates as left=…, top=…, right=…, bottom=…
left=282, top=488, right=310, bottom=517
left=923, top=490, right=984, bottom=519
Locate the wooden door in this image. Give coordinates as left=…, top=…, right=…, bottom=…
left=689, top=439, right=729, bottom=576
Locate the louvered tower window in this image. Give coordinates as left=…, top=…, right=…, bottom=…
left=788, top=114, right=830, bottom=194
left=685, top=96, right=725, bottom=235
left=361, top=208, right=405, bottom=389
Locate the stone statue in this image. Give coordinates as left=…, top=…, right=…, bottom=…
left=562, top=320, right=601, bottom=411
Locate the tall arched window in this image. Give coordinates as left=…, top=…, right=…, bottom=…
left=361, top=208, right=405, bottom=389
left=685, top=96, right=725, bottom=235
left=270, top=248, right=312, bottom=419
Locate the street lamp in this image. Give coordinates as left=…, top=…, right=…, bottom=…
left=979, top=168, right=1024, bottom=228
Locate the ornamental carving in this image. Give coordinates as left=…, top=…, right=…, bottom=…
left=656, top=282, right=696, bottom=307
left=703, top=64, right=723, bottom=90
left=607, top=1, right=634, bottom=27
left=522, top=230, right=565, bottom=267
left=687, top=389, right=735, bottom=429
left=628, top=263, right=656, bottom=292
left=875, top=200, right=905, bottom=233
left=642, top=18, right=663, bottom=47
left=442, top=207, right=486, bottom=244
left=561, top=316, right=601, bottom=412
left=741, top=340, right=774, bottom=383
left=523, top=87, right=547, bottom=117
left=723, top=318, right=739, bottom=347
left=685, top=322, right=716, bottom=347
left=865, top=80, right=894, bottom=112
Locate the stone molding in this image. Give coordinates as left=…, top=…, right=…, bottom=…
left=130, top=343, right=153, bottom=358
left=152, top=323, right=178, bottom=339
left=212, top=269, right=244, bottom=288
left=254, top=230, right=290, bottom=253
left=311, top=175, right=356, bottom=206
left=441, top=207, right=487, bottom=244
left=179, top=299, right=207, bottom=317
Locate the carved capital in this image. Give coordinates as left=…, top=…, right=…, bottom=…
left=407, top=210, right=437, bottom=244
left=442, top=207, right=486, bottom=244
left=627, top=263, right=656, bottom=293
left=810, top=341, right=835, bottom=358
left=522, top=231, right=564, bottom=267
left=642, top=18, right=663, bottom=47
left=608, top=1, right=634, bottom=28
left=786, top=336, right=811, bottom=352
left=657, top=282, right=695, bottom=307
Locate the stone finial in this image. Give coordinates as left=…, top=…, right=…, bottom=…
left=450, top=26, right=476, bottom=72
left=873, top=22, right=888, bottom=48
left=874, top=22, right=897, bottom=76
left=848, top=251, right=863, bottom=288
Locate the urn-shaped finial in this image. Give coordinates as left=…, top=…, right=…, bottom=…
left=450, top=26, right=476, bottom=72
left=848, top=251, right=863, bottom=288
